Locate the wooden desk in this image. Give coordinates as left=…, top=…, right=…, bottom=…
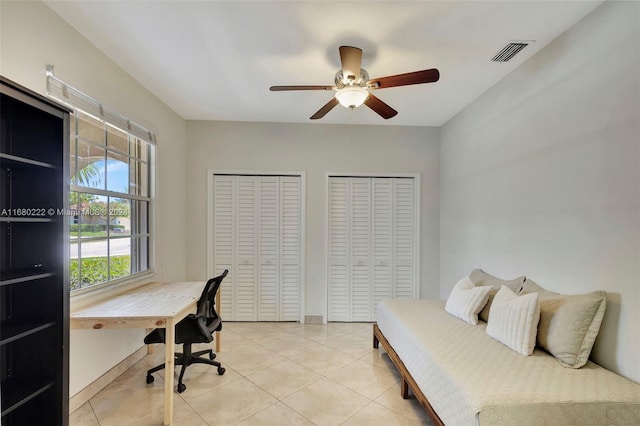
left=70, top=281, right=219, bottom=425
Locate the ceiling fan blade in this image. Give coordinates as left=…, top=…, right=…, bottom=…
left=368, top=68, right=440, bottom=89
left=364, top=94, right=398, bottom=119
left=270, top=85, right=334, bottom=91
left=339, top=46, right=363, bottom=81
left=310, top=97, right=339, bottom=120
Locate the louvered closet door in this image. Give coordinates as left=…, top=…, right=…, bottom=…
left=350, top=178, right=372, bottom=321
left=328, top=178, right=349, bottom=321
left=327, top=176, right=417, bottom=322
left=213, top=176, right=235, bottom=319
left=393, top=178, right=416, bottom=299
left=235, top=177, right=258, bottom=321
left=257, top=177, right=279, bottom=321
left=279, top=177, right=301, bottom=321
left=214, top=174, right=302, bottom=322
left=372, top=179, right=393, bottom=314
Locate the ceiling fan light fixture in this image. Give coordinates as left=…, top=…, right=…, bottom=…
left=335, top=86, right=369, bottom=109
left=270, top=45, right=440, bottom=120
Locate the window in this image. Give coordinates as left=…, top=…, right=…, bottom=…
left=47, top=68, right=155, bottom=292
left=68, top=110, right=153, bottom=291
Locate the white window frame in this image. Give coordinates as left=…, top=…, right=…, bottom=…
left=46, top=68, right=156, bottom=295
left=67, top=110, right=156, bottom=295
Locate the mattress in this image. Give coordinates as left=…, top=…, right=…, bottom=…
left=376, top=299, right=640, bottom=426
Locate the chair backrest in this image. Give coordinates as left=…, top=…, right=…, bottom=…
left=196, top=269, right=228, bottom=333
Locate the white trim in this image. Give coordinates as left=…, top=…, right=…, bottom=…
left=325, top=172, right=421, bottom=321
left=206, top=171, right=215, bottom=280
left=300, top=173, right=307, bottom=324
left=413, top=174, right=421, bottom=299
left=70, top=184, right=152, bottom=202
left=70, top=270, right=157, bottom=310
left=323, top=174, right=329, bottom=324
left=148, top=144, right=157, bottom=279
left=207, top=169, right=306, bottom=323
left=327, top=171, right=420, bottom=179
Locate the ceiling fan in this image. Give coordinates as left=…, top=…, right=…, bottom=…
left=270, top=46, right=440, bottom=120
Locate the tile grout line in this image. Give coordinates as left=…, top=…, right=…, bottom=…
left=87, top=400, right=101, bottom=426
left=338, top=399, right=378, bottom=426
left=232, top=323, right=376, bottom=425
left=72, top=322, right=427, bottom=426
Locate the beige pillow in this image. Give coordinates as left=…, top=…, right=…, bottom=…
left=468, top=269, right=525, bottom=322
left=445, top=276, right=493, bottom=325
left=486, top=286, right=540, bottom=355
left=521, top=279, right=606, bottom=368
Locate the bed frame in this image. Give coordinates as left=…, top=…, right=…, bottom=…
left=373, top=324, right=445, bottom=426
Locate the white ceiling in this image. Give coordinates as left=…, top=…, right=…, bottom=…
left=46, top=1, right=601, bottom=127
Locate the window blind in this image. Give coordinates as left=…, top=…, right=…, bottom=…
left=45, top=65, right=156, bottom=144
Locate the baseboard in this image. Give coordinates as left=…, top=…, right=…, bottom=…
left=305, top=315, right=324, bottom=324
left=69, top=345, right=148, bottom=413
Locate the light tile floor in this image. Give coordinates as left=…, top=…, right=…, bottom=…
left=70, top=322, right=434, bottom=426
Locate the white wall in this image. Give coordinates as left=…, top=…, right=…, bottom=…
left=4, top=0, right=635, bottom=397
left=0, top=1, right=188, bottom=395
left=186, top=121, right=440, bottom=317
left=440, top=1, right=639, bottom=382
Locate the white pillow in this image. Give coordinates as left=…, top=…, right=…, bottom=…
left=445, top=276, right=492, bottom=325
left=468, top=269, right=526, bottom=323
left=486, top=286, right=540, bottom=356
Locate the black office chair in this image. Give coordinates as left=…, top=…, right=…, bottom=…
left=144, top=270, right=228, bottom=393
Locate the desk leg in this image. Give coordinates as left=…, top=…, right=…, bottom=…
left=147, top=329, right=155, bottom=354
left=164, top=320, right=175, bottom=425
left=215, top=330, right=221, bottom=353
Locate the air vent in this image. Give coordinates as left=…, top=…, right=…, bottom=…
left=491, top=42, right=529, bottom=62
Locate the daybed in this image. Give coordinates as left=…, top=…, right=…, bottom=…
left=373, top=275, right=640, bottom=425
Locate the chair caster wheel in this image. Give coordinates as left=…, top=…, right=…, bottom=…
left=210, top=352, right=216, bottom=360
left=218, top=367, right=225, bottom=375
left=177, top=383, right=186, bottom=393
left=146, top=374, right=154, bottom=384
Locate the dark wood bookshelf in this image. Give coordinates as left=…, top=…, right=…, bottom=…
left=0, top=76, right=70, bottom=426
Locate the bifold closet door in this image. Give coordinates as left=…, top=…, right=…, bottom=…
left=213, top=175, right=235, bottom=320
left=327, top=178, right=350, bottom=321
left=214, top=176, right=258, bottom=321
left=350, top=178, right=373, bottom=321
left=257, top=177, right=279, bottom=321
left=256, top=176, right=302, bottom=321
left=279, top=177, right=302, bottom=321
left=372, top=179, right=393, bottom=312
left=392, top=178, right=416, bottom=300
left=328, top=176, right=416, bottom=322
left=213, top=175, right=301, bottom=321
left=372, top=178, right=416, bottom=308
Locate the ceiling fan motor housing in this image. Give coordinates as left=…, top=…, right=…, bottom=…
left=334, top=69, right=370, bottom=89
